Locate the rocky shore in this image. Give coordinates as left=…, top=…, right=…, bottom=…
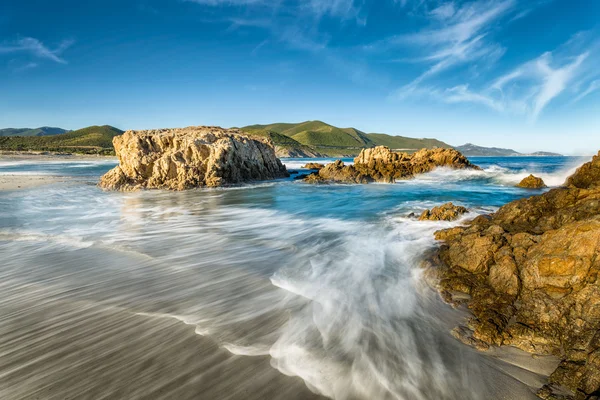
left=424, top=152, right=600, bottom=399
left=304, top=146, right=479, bottom=184
left=99, top=126, right=288, bottom=191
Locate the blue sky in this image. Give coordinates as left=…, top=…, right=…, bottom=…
left=1, top=0, right=599, bottom=153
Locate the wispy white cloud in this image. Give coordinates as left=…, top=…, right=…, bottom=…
left=0, top=37, right=74, bottom=64
left=428, top=45, right=591, bottom=120
left=14, top=62, right=39, bottom=72
left=304, top=0, right=362, bottom=21
left=572, top=79, right=600, bottom=104
left=380, top=0, right=517, bottom=95
left=443, top=84, right=504, bottom=111
left=187, top=0, right=362, bottom=21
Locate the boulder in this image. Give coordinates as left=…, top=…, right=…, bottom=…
left=305, top=146, right=479, bottom=184
left=99, top=126, right=288, bottom=191
left=304, top=160, right=372, bottom=184
left=419, top=202, right=468, bottom=221
left=302, top=163, right=325, bottom=170
left=517, top=174, right=547, bottom=189
left=425, top=151, right=600, bottom=399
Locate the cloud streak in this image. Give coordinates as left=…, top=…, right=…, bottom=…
left=382, top=0, right=516, bottom=93
left=431, top=46, right=592, bottom=121
left=0, top=37, right=74, bottom=64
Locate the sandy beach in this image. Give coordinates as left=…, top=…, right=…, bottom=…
left=0, top=152, right=117, bottom=190
left=0, top=174, right=66, bottom=190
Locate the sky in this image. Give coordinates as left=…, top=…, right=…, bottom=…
left=0, top=0, right=599, bottom=154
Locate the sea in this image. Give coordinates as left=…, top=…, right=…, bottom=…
left=0, top=155, right=589, bottom=400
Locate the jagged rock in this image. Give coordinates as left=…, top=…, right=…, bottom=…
left=303, top=160, right=373, bottom=184
left=305, top=146, right=479, bottom=184
left=517, top=174, right=547, bottom=189
left=99, top=126, right=288, bottom=191
left=302, top=163, right=325, bottom=170
left=424, top=151, right=600, bottom=399
left=419, top=202, right=468, bottom=221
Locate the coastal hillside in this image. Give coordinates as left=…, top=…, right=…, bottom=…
left=0, top=127, right=68, bottom=137
left=242, top=120, right=451, bottom=157
left=456, top=143, right=562, bottom=157
left=0, top=125, right=123, bottom=155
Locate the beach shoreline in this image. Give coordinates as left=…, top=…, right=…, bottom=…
left=0, top=152, right=116, bottom=190
left=0, top=150, right=117, bottom=162
left=0, top=174, right=67, bottom=191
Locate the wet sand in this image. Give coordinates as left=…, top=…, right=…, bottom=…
left=0, top=151, right=117, bottom=162
left=0, top=296, right=324, bottom=400
left=0, top=174, right=65, bottom=190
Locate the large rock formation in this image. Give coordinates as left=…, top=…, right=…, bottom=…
left=305, top=146, right=479, bottom=184
left=424, top=152, right=600, bottom=399
left=99, top=126, right=288, bottom=191
left=517, top=174, right=547, bottom=189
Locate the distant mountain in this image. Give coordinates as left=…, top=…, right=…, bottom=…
left=0, top=126, right=69, bottom=137
left=455, top=143, right=562, bottom=157
left=242, top=121, right=451, bottom=157
left=0, top=125, right=124, bottom=155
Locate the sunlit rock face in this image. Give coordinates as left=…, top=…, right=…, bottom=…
left=419, top=203, right=468, bottom=222
left=517, top=174, right=547, bottom=189
left=99, top=126, right=288, bottom=191
left=425, top=151, right=600, bottom=400
left=305, top=146, right=479, bottom=184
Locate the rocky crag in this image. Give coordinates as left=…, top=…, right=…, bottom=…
left=99, top=126, right=288, bottom=191
left=419, top=203, right=468, bottom=221
left=424, top=152, right=600, bottom=399
left=518, top=174, right=547, bottom=189
left=305, top=146, right=479, bottom=184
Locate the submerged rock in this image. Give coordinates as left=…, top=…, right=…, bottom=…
left=517, top=174, right=547, bottom=189
left=99, top=126, right=288, bottom=191
left=425, top=151, right=600, bottom=399
left=305, top=146, right=479, bottom=184
left=419, top=203, right=468, bottom=221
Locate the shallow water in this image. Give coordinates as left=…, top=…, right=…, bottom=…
left=0, top=155, right=587, bottom=399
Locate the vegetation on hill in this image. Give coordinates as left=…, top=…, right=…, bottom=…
left=0, top=125, right=124, bottom=155
left=367, top=133, right=449, bottom=150
left=0, top=127, right=68, bottom=137
left=241, top=120, right=451, bottom=157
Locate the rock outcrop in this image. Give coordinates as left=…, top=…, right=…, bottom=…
left=424, top=152, right=600, bottom=399
left=302, top=163, right=325, bottom=170
left=305, top=146, right=479, bottom=184
left=517, top=174, right=547, bottom=189
left=99, top=126, right=288, bottom=191
left=419, top=203, right=468, bottom=221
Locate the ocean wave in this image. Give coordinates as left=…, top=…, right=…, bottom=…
left=411, top=159, right=587, bottom=188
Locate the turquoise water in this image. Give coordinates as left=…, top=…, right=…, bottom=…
left=0, top=155, right=588, bottom=399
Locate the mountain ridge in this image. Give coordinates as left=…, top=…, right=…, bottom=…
left=241, top=120, right=451, bottom=157
left=456, top=143, right=562, bottom=157
left=0, top=125, right=124, bottom=155
left=0, top=127, right=69, bottom=137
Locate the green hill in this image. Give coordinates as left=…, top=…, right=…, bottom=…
left=0, top=127, right=68, bottom=137
left=367, top=133, right=450, bottom=150
left=241, top=121, right=450, bottom=157
left=0, top=125, right=124, bottom=155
